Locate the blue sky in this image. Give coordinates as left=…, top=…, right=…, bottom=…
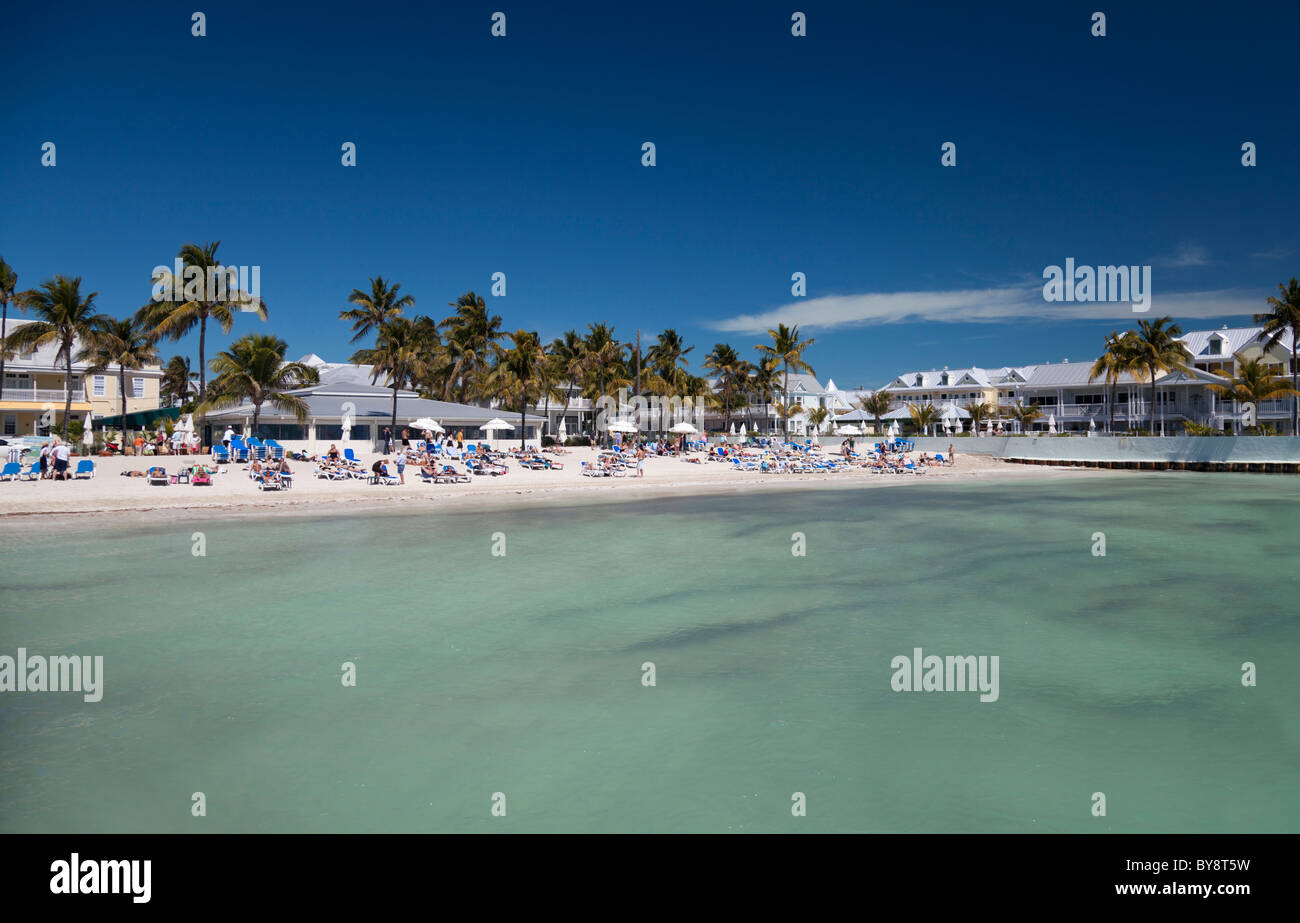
left=4, top=0, right=1298, bottom=388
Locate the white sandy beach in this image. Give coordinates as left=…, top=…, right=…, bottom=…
left=0, top=447, right=1113, bottom=525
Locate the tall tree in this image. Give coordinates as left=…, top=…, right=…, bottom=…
left=80, top=312, right=161, bottom=449
left=856, top=391, right=893, bottom=437
left=8, top=276, right=107, bottom=439
left=907, top=402, right=939, bottom=437
left=755, top=323, right=816, bottom=437
left=340, top=276, right=414, bottom=343
left=492, top=330, right=546, bottom=449
left=548, top=329, right=586, bottom=439
left=704, top=343, right=747, bottom=433
left=748, top=360, right=779, bottom=434
left=350, top=317, right=428, bottom=439
left=1089, top=330, right=1141, bottom=434
left=1008, top=401, right=1043, bottom=434
left=0, top=257, right=19, bottom=401
left=441, top=292, right=503, bottom=402
left=1254, top=277, right=1300, bottom=435
left=1206, top=356, right=1300, bottom=433
left=198, top=334, right=318, bottom=434
left=1130, top=316, right=1193, bottom=434
left=581, top=322, right=626, bottom=441
left=160, top=355, right=195, bottom=408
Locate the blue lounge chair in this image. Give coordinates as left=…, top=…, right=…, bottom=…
left=20, top=462, right=40, bottom=481
left=263, top=438, right=285, bottom=459
left=245, top=436, right=266, bottom=459
left=74, top=459, right=95, bottom=479
left=343, top=448, right=359, bottom=464
left=211, top=446, right=230, bottom=463
left=0, top=462, right=21, bottom=481
left=229, top=436, right=249, bottom=463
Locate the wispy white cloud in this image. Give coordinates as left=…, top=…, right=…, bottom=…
left=1157, top=244, right=1210, bottom=268
left=1250, top=246, right=1293, bottom=261
left=708, top=284, right=1264, bottom=334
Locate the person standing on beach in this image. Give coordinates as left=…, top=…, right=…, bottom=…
left=38, top=442, right=51, bottom=479
left=222, top=426, right=233, bottom=451
left=636, top=446, right=646, bottom=478
left=52, top=441, right=70, bottom=480
left=948, top=443, right=954, bottom=466
left=395, top=448, right=407, bottom=484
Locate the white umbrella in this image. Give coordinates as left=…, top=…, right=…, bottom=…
left=82, top=412, right=94, bottom=446
left=481, top=419, right=514, bottom=431
left=839, top=424, right=862, bottom=436
left=957, top=417, right=964, bottom=434
left=730, top=422, right=736, bottom=435
left=1047, top=413, right=1057, bottom=434
left=409, top=417, right=444, bottom=432
left=557, top=417, right=568, bottom=440
left=669, top=422, right=698, bottom=434
left=606, top=419, right=638, bottom=433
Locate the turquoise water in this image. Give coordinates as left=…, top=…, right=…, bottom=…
left=1, top=474, right=1296, bottom=833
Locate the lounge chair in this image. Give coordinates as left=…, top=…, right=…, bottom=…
left=344, top=448, right=360, bottom=464
left=0, top=462, right=21, bottom=481
left=256, top=472, right=283, bottom=490
left=147, top=466, right=168, bottom=485
left=73, top=459, right=95, bottom=479
left=370, top=465, right=399, bottom=485
left=192, top=469, right=213, bottom=486
left=263, top=438, right=285, bottom=459
left=211, top=446, right=230, bottom=464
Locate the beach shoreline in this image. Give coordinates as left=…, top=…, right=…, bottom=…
left=0, top=448, right=1117, bottom=529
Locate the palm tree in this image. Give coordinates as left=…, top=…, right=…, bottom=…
left=8, top=276, right=107, bottom=439
left=1131, top=316, right=1193, bottom=434
left=755, top=323, right=816, bottom=437
left=748, top=360, right=779, bottom=434
left=549, top=330, right=586, bottom=440
left=140, top=241, right=266, bottom=401
left=647, top=329, right=694, bottom=388
left=80, top=312, right=160, bottom=448
left=0, top=256, right=20, bottom=401
left=340, top=276, right=414, bottom=343
left=907, top=402, right=939, bottom=436
left=1207, top=356, right=1300, bottom=434
left=962, top=400, right=996, bottom=435
left=704, top=343, right=747, bottom=433
left=441, top=292, right=503, bottom=402
left=1008, top=401, right=1043, bottom=434
left=160, top=355, right=194, bottom=408
left=492, top=330, right=546, bottom=449
left=350, top=317, right=428, bottom=438
left=581, top=322, right=626, bottom=440
left=1254, top=277, right=1300, bottom=435
left=806, top=405, right=829, bottom=436
left=856, top=391, right=892, bottom=436
left=1088, top=330, right=1140, bottom=434
left=198, top=334, right=318, bottom=434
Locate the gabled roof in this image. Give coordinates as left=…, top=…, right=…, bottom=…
left=1021, top=361, right=1142, bottom=388
left=1178, top=324, right=1294, bottom=358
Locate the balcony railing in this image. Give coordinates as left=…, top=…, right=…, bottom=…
left=1, top=388, right=86, bottom=402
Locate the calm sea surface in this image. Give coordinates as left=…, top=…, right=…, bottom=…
left=1, top=474, right=1296, bottom=832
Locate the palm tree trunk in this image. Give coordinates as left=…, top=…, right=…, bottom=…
left=782, top=364, right=790, bottom=437
left=520, top=403, right=526, bottom=450
left=1108, top=381, right=1115, bottom=433
left=119, top=367, right=128, bottom=453
left=390, top=384, right=398, bottom=443
left=61, top=342, right=74, bottom=439
left=0, top=299, right=8, bottom=402
left=1149, top=370, right=1158, bottom=435
left=252, top=404, right=261, bottom=434
left=195, top=308, right=208, bottom=401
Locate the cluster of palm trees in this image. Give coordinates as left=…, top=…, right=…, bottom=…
left=340, top=279, right=821, bottom=443
left=1087, top=284, right=1300, bottom=435
left=0, top=242, right=270, bottom=441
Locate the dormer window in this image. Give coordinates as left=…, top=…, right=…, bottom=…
left=940, top=373, right=949, bottom=386
left=914, top=374, right=922, bottom=387
left=1208, top=337, right=1223, bottom=356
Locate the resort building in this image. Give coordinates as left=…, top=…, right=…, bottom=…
left=200, top=355, right=546, bottom=453
left=0, top=318, right=163, bottom=439
left=873, top=325, right=1299, bottom=435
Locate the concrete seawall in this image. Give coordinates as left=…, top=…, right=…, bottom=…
left=893, top=435, right=1300, bottom=472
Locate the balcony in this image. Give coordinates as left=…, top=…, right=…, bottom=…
left=1, top=388, right=87, bottom=403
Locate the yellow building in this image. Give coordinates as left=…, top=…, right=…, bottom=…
left=1, top=318, right=162, bottom=438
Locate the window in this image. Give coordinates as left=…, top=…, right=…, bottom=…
left=92, top=375, right=106, bottom=397
left=2, top=414, right=15, bottom=436
left=1071, top=394, right=1104, bottom=405
left=4, top=372, right=30, bottom=392
left=940, top=373, right=949, bottom=386
left=257, top=423, right=306, bottom=440
left=1208, top=338, right=1223, bottom=356
left=1029, top=396, right=1057, bottom=407
left=316, top=423, right=372, bottom=441
left=131, top=378, right=145, bottom=399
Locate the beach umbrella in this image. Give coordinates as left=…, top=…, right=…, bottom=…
left=481, top=419, right=513, bottom=431
left=669, top=421, right=698, bottom=434
left=1047, top=413, right=1057, bottom=434
left=839, top=424, right=862, bottom=436
left=409, top=416, right=444, bottom=432
left=730, top=422, right=736, bottom=435
left=957, top=417, right=964, bottom=434
left=606, top=419, right=638, bottom=433
left=82, top=412, right=94, bottom=446
left=557, top=417, right=568, bottom=440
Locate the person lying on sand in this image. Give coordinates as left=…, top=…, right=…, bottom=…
left=120, top=470, right=148, bottom=477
